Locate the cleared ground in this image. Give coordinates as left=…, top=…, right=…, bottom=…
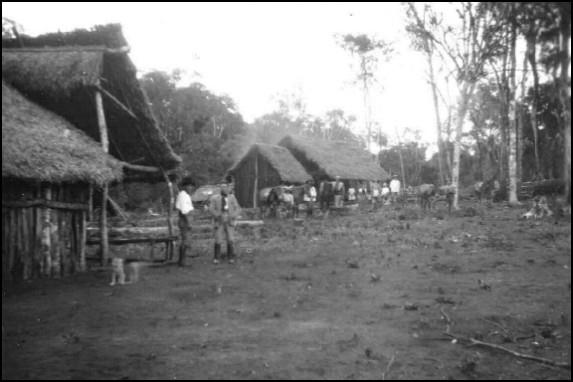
left=2, top=202, right=571, bottom=379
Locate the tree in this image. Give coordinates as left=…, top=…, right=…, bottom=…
left=555, top=3, right=571, bottom=206
left=405, top=3, right=448, bottom=185
left=413, top=3, right=504, bottom=209
left=338, top=34, right=393, bottom=153
left=2, top=17, right=22, bottom=41
left=140, top=70, right=247, bottom=184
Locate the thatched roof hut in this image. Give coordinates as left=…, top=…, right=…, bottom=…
left=226, top=143, right=312, bottom=208
left=2, top=81, right=123, bottom=185
left=2, top=25, right=181, bottom=274
left=2, top=81, right=126, bottom=282
left=278, top=135, right=389, bottom=182
left=2, top=24, right=180, bottom=171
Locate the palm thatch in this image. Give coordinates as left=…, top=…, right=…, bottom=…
left=2, top=81, right=123, bottom=185
left=278, top=135, right=389, bottom=181
left=2, top=24, right=180, bottom=170
left=228, top=143, right=312, bottom=184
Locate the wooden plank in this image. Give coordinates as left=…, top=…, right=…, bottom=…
left=86, top=236, right=178, bottom=246
left=2, top=199, right=89, bottom=211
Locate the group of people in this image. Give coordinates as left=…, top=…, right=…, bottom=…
left=175, top=176, right=240, bottom=266
left=333, top=174, right=403, bottom=207
left=174, top=174, right=402, bottom=266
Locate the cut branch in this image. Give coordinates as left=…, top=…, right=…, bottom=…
left=440, top=308, right=571, bottom=371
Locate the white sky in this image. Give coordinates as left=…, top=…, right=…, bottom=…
left=3, top=2, right=438, bottom=147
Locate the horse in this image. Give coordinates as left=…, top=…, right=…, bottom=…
left=418, top=184, right=455, bottom=214
left=435, top=185, right=455, bottom=214
left=474, top=179, right=500, bottom=203
left=259, top=187, right=278, bottom=218
left=259, top=186, right=297, bottom=219
left=417, top=184, right=436, bottom=212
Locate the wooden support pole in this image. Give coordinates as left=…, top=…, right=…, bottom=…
left=41, top=186, right=52, bottom=277
left=87, top=184, right=93, bottom=222
left=253, top=151, right=259, bottom=208
left=79, top=211, right=87, bottom=272
left=97, top=85, right=138, bottom=120
left=96, top=90, right=110, bottom=265
left=161, top=171, right=174, bottom=260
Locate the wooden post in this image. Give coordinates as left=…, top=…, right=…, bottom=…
left=161, top=171, right=174, bottom=260
left=41, top=186, right=52, bottom=277
left=79, top=210, right=87, bottom=272
left=253, top=151, right=259, bottom=208
left=87, top=184, right=93, bottom=222
left=96, top=90, right=110, bottom=265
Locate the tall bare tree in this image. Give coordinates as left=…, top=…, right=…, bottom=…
left=405, top=3, right=448, bottom=185
left=338, top=34, right=393, bottom=153
left=555, top=3, right=571, bottom=206
left=409, top=3, right=504, bottom=209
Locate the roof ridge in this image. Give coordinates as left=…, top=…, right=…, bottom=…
left=2, top=45, right=130, bottom=54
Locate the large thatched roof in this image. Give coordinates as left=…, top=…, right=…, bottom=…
left=278, top=135, right=389, bottom=181
left=2, top=24, right=180, bottom=170
left=228, top=143, right=312, bottom=184
left=2, top=81, right=123, bottom=185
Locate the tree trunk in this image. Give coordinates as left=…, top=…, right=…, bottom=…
left=427, top=46, right=446, bottom=185
left=507, top=19, right=519, bottom=205
left=452, top=84, right=473, bottom=210
left=526, top=32, right=541, bottom=179
left=516, top=42, right=528, bottom=187
left=558, top=4, right=571, bottom=206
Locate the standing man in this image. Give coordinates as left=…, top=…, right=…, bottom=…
left=333, top=176, right=345, bottom=208
left=389, top=174, right=401, bottom=204
left=175, top=181, right=194, bottom=267
left=303, top=180, right=317, bottom=217
left=209, top=179, right=241, bottom=264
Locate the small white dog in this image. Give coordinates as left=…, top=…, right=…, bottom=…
left=110, top=258, right=147, bottom=286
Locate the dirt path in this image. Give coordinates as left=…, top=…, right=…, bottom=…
left=3, top=203, right=571, bottom=379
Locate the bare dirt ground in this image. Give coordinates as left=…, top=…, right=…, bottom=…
left=2, top=201, right=571, bottom=380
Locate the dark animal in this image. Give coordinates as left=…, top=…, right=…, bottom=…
left=318, top=181, right=335, bottom=212
left=288, top=185, right=307, bottom=218
left=259, top=187, right=279, bottom=218
left=418, top=184, right=455, bottom=214
left=474, top=179, right=500, bottom=202
left=259, top=186, right=300, bottom=218
left=417, top=184, right=436, bottom=211
left=436, top=185, right=455, bottom=214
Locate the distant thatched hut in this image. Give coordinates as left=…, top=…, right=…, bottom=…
left=2, top=24, right=181, bottom=268
left=2, top=81, right=123, bottom=282
left=226, top=143, right=312, bottom=208
left=278, top=135, right=389, bottom=185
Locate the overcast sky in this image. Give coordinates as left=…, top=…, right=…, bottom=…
left=3, top=2, right=439, bottom=147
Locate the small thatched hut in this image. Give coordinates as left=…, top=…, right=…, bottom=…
left=2, top=24, right=181, bottom=269
left=278, top=135, right=389, bottom=185
left=226, top=143, right=312, bottom=208
left=2, top=81, right=123, bottom=282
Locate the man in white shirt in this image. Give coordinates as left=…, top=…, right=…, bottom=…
left=389, top=175, right=401, bottom=204
left=175, top=182, right=194, bottom=266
